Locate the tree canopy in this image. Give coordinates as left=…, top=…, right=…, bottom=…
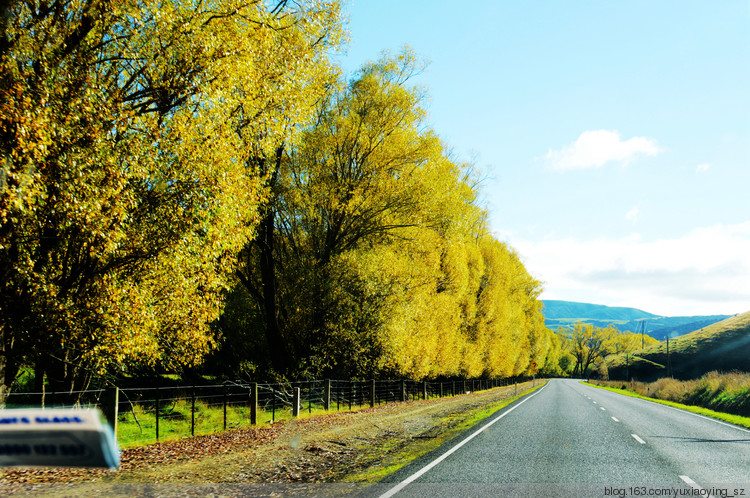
left=1, top=2, right=554, bottom=394
left=0, top=0, right=342, bottom=396
left=221, top=50, right=552, bottom=380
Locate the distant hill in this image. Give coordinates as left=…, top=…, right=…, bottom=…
left=543, top=300, right=657, bottom=321
left=604, top=311, right=750, bottom=381
left=541, top=300, right=731, bottom=340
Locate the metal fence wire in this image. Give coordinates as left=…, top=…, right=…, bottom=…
left=0, top=376, right=534, bottom=447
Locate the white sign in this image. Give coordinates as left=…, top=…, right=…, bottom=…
left=0, top=408, right=119, bottom=468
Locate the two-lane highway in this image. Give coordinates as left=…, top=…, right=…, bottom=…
left=370, top=379, right=750, bottom=497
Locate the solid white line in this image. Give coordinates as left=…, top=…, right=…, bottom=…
left=611, top=417, right=619, bottom=422
left=631, top=433, right=646, bottom=444
left=653, top=401, right=750, bottom=435
left=680, top=475, right=715, bottom=498
left=378, top=383, right=548, bottom=498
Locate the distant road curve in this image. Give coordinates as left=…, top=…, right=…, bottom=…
left=369, top=378, right=750, bottom=497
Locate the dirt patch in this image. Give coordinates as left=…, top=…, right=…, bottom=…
left=0, top=381, right=539, bottom=487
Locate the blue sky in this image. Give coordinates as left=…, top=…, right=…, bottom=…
left=336, top=0, right=750, bottom=317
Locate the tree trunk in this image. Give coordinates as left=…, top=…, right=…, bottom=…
left=257, top=204, right=289, bottom=374
left=0, top=327, right=20, bottom=407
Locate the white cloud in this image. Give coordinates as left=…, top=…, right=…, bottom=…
left=625, top=206, right=640, bottom=223
left=546, top=129, right=662, bottom=170
left=696, top=163, right=711, bottom=173
left=503, top=222, right=750, bottom=316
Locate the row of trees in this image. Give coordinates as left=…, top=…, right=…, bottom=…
left=0, top=0, right=554, bottom=397
left=211, top=52, right=555, bottom=380
left=0, top=0, right=344, bottom=397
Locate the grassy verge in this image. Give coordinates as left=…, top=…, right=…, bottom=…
left=584, top=381, right=750, bottom=430
left=116, top=390, right=511, bottom=448
left=348, top=381, right=548, bottom=482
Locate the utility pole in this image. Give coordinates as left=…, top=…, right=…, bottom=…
left=666, top=335, right=672, bottom=378
left=641, top=320, right=644, bottom=350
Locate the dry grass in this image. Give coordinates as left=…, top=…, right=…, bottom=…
left=597, top=371, right=750, bottom=417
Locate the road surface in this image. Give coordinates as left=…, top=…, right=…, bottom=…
left=369, top=378, right=750, bottom=497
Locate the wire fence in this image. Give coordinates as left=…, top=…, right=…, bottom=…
left=0, top=377, right=534, bottom=447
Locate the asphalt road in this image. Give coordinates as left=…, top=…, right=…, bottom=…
left=368, top=379, right=750, bottom=498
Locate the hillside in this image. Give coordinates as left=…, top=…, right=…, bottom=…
left=604, top=311, right=750, bottom=381
left=542, top=300, right=657, bottom=321
left=542, top=300, right=731, bottom=339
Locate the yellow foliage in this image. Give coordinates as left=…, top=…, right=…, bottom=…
left=0, top=0, right=344, bottom=389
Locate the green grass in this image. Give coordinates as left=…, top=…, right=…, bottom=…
left=584, top=380, right=750, bottom=430
left=115, top=391, right=442, bottom=448
left=116, top=398, right=333, bottom=447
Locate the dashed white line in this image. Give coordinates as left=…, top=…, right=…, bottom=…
left=593, top=401, right=597, bottom=404
left=680, top=475, right=715, bottom=498
left=611, top=417, right=619, bottom=422
left=600, top=407, right=606, bottom=411
left=631, top=434, right=646, bottom=444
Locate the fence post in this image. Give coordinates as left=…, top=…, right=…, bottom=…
left=370, top=379, right=375, bottom=408
left=293, top=387, right=301, bottom=417
left=191, top=385, right=196, bottom=437
left=250, top=383, right=258, bottom=425
left=440, top=382, right=444, bottom=398
left=155, top=386, right=160, bottom=442
left=515, top=381, right=518, bottom=396
left=422, top=381, right=427, bottom=400
left=324, top=380, right=331, bottom=411
left=101, top=387, right=119, bottom=437
left=223, top=385, right=228, bottom=431
left=400, top=380, right=406, bottom=402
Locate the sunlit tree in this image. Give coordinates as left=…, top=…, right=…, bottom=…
left=0, top=0, right=343, bottom=397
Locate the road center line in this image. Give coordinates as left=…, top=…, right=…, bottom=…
left=631, top=433, right=646, bottom=444
left=378, top=384, right=548, bottom=498
left=600, top=407, right=606, bottom=411
left=611, top=417, right=619, bottom=422
left=680, top=475, right=715, bottom=498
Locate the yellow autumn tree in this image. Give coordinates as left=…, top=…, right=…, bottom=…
left=0, top=0, right=343, bottom=396
left=221, top=49, right=550, bottom=381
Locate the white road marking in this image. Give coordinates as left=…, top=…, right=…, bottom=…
left=600, top=407, right=606, bottom=411
left=585, top=382, right=750, bottom=435
left=593, top=401, right=597, bottom=404
left=611, top=417, right=619, bottom=422
left=680, top=475, right=715, bottom=498
left=654, top=401, right=750, bottom=435
left=378, top=384, right=548, bottom=498
left=631, top=434, right=646, bottom=444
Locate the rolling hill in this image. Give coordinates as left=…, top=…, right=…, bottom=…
left=603, top=311, right=750, bottom=381
left=542, top=300, right=731, bottom=340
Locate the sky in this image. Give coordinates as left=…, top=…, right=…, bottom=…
left=335, top=0, right=750, bottom=317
